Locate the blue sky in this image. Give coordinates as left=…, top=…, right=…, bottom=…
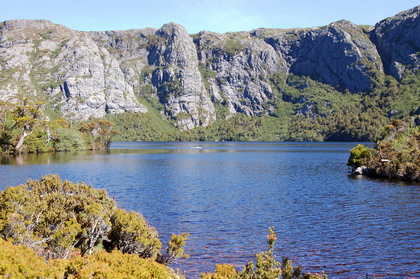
left=2, top=0, right=419, bottom=34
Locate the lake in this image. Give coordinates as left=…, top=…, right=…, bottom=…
left=1, top=142, right=419, bottom=278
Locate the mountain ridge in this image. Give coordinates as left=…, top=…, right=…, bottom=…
left=0, top=6, right=419, bottom=136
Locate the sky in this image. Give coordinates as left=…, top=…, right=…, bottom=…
left=1, top=0, right=419, bottom=34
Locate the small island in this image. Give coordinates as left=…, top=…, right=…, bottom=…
left=348, top=116, right=420, bottom=181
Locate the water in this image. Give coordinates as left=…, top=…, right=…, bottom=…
left=1, top=142, right=419, bottom=278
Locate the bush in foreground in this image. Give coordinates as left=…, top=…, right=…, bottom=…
left=0, top=174, right=162, bottom=259
left=0, top=175, right=326, bottom=278
left=0, top=174, right=187, bottom=278
left=0, top=238, right=182, bottom=278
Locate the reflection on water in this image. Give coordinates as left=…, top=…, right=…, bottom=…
left=0, top=142, right=419, bottom=278
left=1, top=151, right=90, bottom=165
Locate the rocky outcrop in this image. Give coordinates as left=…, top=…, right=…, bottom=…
left=147, top=23, right=215, bottom=130
left=194, top=31, right=286, bottom=117
left=0, top=6, right=419, bottom=128
left=58, top=35, right=147, bottom=120
left=252, top=20, right=383, bottom=93
left=0, top=19, right=147, bottom=121
left=373, top=6, right=420, bottom=79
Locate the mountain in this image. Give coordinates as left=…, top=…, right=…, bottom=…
left=0, top=6, right=419, bottom=137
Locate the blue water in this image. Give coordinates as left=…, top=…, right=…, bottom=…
left=1, top=142, right=419, bottom=278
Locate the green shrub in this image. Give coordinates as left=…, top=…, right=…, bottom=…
left=109, top=209, right=161, bottom=259
left=0, top=174, right=161, bottom=259
left=24, top=130, right=49, bottom=153
left=347, top=144, right=371, bottom=168
left=50, top=127, right=87, bottom=151
left=64, top=249, right=182, bottom=279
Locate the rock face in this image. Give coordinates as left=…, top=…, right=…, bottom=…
left=194, top=30, right=286, bottom=117
left=373, top=6, right=420, bottom=79
left=148, top=23, right=215, bottom=129
left=0, top=6, right=419, bottom=128
left=257, top=20, right=382, bottom=93
left=0, top=19, right=147, bottom=121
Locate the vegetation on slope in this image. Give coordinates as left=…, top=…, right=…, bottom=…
left=0, top=69, right=419, bottom=153
left=1, top=8, right=420, bottom=146
left=348, top=116, right=420, bottom=180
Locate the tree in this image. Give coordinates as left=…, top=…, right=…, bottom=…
left=96, top=119, right=120, bottom=150
left=348, top=117, right=420, bottom=180
left=12, top=97, right=47, bottom=152
left=80, top=119, right=120, bottom=150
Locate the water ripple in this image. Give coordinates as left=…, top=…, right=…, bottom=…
left=1, top=142, right=419, bottom=278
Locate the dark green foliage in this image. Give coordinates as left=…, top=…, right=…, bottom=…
left=161, top=79, right=183, bottom=97
left=38, top=30, right=53, bottom=40
left=49, top=126, right=87, bottom=152
left=179, top=113, right=264, bottom=141
left=0, top=131, right=12, bottom=152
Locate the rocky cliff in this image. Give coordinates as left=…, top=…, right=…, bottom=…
left=373, top=6, right=420, bottom=79
left=0, top=6, right=419, bottom=130
left=0, top=19, right=147, bottom=122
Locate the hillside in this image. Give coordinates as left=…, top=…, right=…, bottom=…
left=0, top=6, right=419, bottom=141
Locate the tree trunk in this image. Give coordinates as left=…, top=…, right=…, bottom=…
left=15, top=131, right=28, bottom=152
